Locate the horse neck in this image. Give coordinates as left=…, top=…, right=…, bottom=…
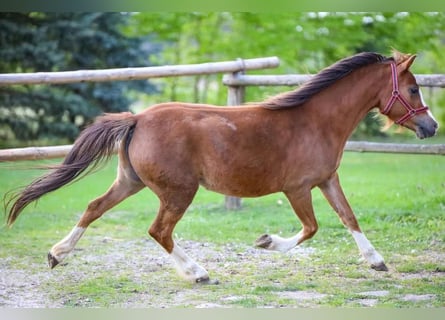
left=307, top=63, right=389, bottom=144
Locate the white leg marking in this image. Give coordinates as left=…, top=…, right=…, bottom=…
left=264, top=232, right=303, bottom=252
left=50, top=226, right=86, bottom=262
left=351, top=230, right=385, bottom=267
left=170, top=242, right=209, bottom=282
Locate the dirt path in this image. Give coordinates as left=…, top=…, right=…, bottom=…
left=1, top=238, right=310, bottom=307
left=0, top=237, right=443, bottom=307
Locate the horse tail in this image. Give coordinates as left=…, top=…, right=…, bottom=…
left=6, top=112, right=137, bottom=227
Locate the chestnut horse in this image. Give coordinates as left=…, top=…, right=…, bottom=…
left=6, top=51, right=438, bottom=284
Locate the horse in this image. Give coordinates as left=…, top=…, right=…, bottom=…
left=6, top=50, right=438, bottom=284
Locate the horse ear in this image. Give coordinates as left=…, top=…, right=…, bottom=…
left=392, top=49, right=410, bottom=63
left=391, top=49, right=416, bottom=70
left=399, top=54, right=417, bottom=71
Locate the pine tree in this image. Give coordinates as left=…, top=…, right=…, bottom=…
left=0, top=12, right=157, bottom=145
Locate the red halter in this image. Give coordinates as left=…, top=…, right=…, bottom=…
left=381, top=62, right=429, bottom=125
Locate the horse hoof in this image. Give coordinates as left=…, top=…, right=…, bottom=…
left=196, top=276, right=219, bottom=285
left=47, top=252, right=60, bottom=269
left=255, top=234, right=272, bottom=249
left=371, top=262, right=388, bottom=271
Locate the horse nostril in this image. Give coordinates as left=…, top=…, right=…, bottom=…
left=417, top=124, right=436, bottom=139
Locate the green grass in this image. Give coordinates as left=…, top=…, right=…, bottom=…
left=0, top=151, right=444, bottom=307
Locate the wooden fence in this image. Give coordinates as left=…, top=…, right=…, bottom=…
left=0, top=57, right=280, bottom=210
left=0, top=56, right=279, bottom=163
left=1, top=57, right=444, bottom=209
left=2, top=65, right=445, bottom=161
left=2, top=58, right=443, bottom=162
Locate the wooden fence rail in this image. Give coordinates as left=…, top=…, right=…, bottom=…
left=0, top=145, right=73, bottom=162
left=222, top=73, right=445, bottom=87
left=0, top=57, right=279, bottom=85
left=344, top=141, right=445, bottom=155
left=1, top=140, right=444, bottom=162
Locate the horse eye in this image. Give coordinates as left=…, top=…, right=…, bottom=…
left=409, top=87, right=419, bottom=95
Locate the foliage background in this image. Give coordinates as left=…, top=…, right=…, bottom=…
left=0, top=12, right=157, bottom=146
left=1, top=12, right=445, bottom=146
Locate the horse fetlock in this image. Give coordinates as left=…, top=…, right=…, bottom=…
left=255, top=234, right=297, bottom=252
left=48, top=244, right=72, bottom=268
left=47, top=226, right=85, bottom=269
left=171, top=255, right=210, bottom=283
left=176, top=264, right=210, bottom=283
left=47, top=244, right=72, bottom=268
left=362, top=249, right=388, bottom=271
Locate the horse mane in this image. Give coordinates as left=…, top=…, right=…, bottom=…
left=260, top=52, right=393, bottom=110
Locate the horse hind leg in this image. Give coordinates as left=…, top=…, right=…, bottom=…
left=48, top=164, right=144, bottom=268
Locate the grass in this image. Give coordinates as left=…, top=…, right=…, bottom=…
left=0, top=151, right=444, bottom=307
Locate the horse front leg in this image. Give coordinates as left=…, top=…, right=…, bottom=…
left=256, top=189, right=318, bottom=252
left=318, top=172, right=388, bottom=271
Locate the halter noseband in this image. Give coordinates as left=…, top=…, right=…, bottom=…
left=381, top=62, right=429, bottom=125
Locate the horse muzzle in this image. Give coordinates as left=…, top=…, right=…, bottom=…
left=414, top=115, right=438, bottom=139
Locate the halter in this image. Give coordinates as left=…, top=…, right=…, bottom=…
left=381, top=62, right=429, bottom=125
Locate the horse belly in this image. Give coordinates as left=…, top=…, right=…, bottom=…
left=198, top=156, right=282, bottom=197
left=195, top=127, right=286, bottom=197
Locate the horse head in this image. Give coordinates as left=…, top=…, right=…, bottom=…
left=378, top=50, right=438, bottom=139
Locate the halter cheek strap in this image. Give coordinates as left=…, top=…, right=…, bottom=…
left=381, top=62, right=429, bottom=125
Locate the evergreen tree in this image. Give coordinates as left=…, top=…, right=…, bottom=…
left=0, top=12, right=158, bottom=146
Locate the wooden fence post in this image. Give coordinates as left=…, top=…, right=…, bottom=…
left=224, top=68, right=245, bottom=210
